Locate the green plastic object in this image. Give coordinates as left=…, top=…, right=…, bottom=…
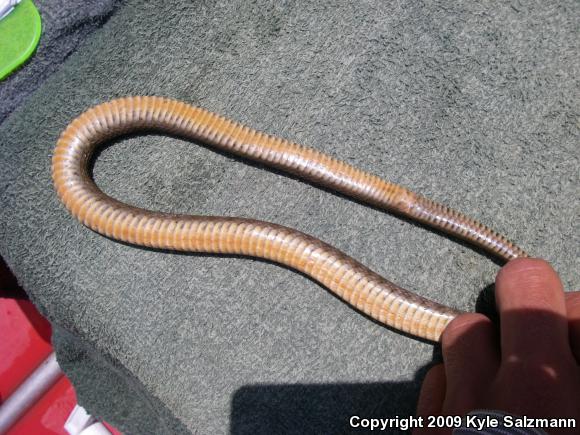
left=0, top=0, right=42, bottom=80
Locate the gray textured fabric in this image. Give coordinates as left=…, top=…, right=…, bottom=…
left=0, top=0, right=122, bottom=124
left=0, top=0, right=578, bottom=434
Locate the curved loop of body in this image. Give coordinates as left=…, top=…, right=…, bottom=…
left=52, top=96, right=527, bottom=342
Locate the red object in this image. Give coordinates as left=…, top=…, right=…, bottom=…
left=0, top=258, right=121, bottom=434
left=0, top=297, right=53, bottom=400
left=7, top=378, right=77, bottom=435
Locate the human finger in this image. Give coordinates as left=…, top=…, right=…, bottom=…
left=416, top=364, right=446, bottom=418
left=495, top=258, right=570, bottom=362
left=565, top=291, right=580, bottom=363
left=440, top=313, right=499, bottom=413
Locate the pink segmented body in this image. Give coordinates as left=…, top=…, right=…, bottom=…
left=52, top=96, right=528, bottom=341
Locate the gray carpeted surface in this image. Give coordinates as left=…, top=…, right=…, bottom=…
left=0, top=0, right=122, bottom=125
left=1, top=0, right=578, bottom=433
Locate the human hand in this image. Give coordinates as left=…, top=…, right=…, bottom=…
left=415, top=258, right=580, bottom=434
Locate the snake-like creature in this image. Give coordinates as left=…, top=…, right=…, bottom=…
left=52, top=96, right=528, bottom=342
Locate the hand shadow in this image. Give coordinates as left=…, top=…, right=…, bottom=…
left=230, top=372, right=430, bottom=435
